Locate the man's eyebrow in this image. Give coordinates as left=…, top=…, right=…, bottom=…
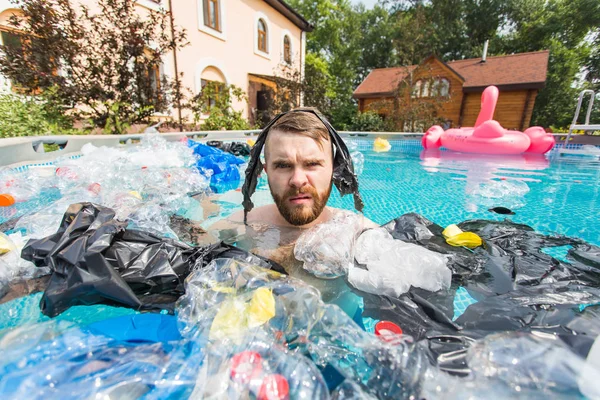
left=271, top=157, right=292, bottom=164
left=304, top=158, right=325, bottom=164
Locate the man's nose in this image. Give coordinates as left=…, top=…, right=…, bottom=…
left=289, top=167, right=308, bottom=188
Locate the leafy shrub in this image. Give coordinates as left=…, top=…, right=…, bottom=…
left=349, top=111, right=386, bottom=132
left=0, top=92, right=77, bottom=138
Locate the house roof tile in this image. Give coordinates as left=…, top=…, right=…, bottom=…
left=353, top=50, right=549, bottom=97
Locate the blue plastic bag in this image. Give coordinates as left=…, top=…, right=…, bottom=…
left=188, top=141, right=245, bottom=193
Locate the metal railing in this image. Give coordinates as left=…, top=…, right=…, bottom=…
left=561, top=90, right=600, bottom=151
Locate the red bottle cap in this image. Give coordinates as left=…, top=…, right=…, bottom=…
left=0, top=193, right=15, bottom=207
left=375, top=321, right=403, bottom=339
left=257, top=374, right=289, bottom=400
left=230, top=351, right=263, bottom=384
left=88, top=183, right=101, bottom=195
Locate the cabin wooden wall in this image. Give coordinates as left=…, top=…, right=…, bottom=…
left=410, top=58, right=464, bottom=127
left=360, top=97, right=395, bottom=116
left=460, top=89, right=538, bottom=130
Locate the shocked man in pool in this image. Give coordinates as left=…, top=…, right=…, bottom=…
left=208, top=108, right=376, bottom=309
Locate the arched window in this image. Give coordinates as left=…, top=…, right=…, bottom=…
left=412, top=80, right=422, bottom=98
left=200, top=66, right=226, bottom=110
left=439, top=78, right=450, bottom=97
left=283, top=35, right=291, bottom=64
left=422, top=80, right=430, bottom=97
left=257, top=19, right=267, bottom=53
left=202, top=0, right=221, bottom=32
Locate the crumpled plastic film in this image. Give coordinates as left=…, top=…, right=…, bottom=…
left=6, top=134, right=212, bottom=243
left=467, top=332, right=600, bottom=398
left=0, top=316, right=207, bottom=400
left=177, top=257, right=431, bottom=399
left=349, top=227, right=451, bottom=297
left=0, top=231, right=48, bottom=298
left=189, top=330, right=330, bottom=399
left=188, top=140, right=246, bottom=193
left=294, top=212, right=365, bottom=279
left=19, top=202, right=283, bottom=317
left=421, top=332, right=600, bottom=399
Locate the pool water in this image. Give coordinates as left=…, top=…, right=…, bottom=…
left=1, top=139, right=599, bottom=339
left=191, top=139, right=600, bottom=246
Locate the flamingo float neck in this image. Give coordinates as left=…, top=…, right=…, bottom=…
left=475, top=85, right=499, bottom=128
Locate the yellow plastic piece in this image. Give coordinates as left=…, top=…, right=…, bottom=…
left=246, top=288, right=276, bottom=328
left=128, top=191, right=142, bottom=200
left=442, top=224, right=463, bottom=238
left=0, top=235, right=12, bottom=255
left=373, top=137, right=391, bottom=152
left=209, top=288, right=276, bottom=341
left=247, top=139, right=256, bottom=147
left=209, top=299, right=247, bottom=341
left=446, top=232, right=483, bottom=249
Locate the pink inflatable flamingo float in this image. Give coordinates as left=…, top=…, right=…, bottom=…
left=422, top=86, right=555, bottom=154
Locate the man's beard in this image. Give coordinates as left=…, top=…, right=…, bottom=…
left=270, top=184, right=332, bottom=226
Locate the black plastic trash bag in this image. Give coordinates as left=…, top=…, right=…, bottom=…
left=357, top=213, right=600, bottom=371
left=21, top=203, right=283, bottom=317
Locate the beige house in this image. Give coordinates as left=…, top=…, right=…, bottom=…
left=0, top=0, right=312, bottom=126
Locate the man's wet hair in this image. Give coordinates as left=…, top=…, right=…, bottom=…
left=267, top=107, right=330, bottom=152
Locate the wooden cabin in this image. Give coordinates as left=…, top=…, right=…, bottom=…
left=353, top=51, right=549, bottom=131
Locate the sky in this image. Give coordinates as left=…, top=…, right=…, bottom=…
left=350, top=0, right=379, bottom=9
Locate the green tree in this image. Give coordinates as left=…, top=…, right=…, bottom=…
left=0, top=0, right=188, bottom=134
left=497, top=0, right=600, bottom=127
left=288, top=0, right=362, bottom=129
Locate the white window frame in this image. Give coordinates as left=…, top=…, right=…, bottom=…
left=412, top=80, right=422, bottom=98
left=254, top=12, right=271, bottom=60
left=440, top=78, right=450, bottom=97
left=281, top=29, right=293, bottom=65
left=197, top=0, right=226, bottom=42
left=136, top=0, right=162, bottom=11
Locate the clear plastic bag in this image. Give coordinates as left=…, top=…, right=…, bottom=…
left=294, top=212, right=365, bottom=279
left=177, top=257, right=431, bottom=399
left=349, top=228, right=451, bottom=297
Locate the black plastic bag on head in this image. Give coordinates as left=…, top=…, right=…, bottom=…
left=21, top=202, right=283, bottom=317
left=242, top=108, right=364, bottom=223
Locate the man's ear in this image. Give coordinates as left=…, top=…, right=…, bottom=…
left=262, top=162, right=268, bottom=174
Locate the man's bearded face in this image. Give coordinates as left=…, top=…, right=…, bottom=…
left=265, top=131, right=333, bottom=226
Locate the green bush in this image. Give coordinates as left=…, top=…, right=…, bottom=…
left=349, top=111, right=386, bottom=132
left=201, top=108, right=251, bottom=131
left=0, top=92, right=76, bottom=138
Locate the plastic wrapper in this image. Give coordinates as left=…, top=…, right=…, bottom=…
left=0, top=315, right=207, bottom=400
left=20, top=202, right=283, bottom=317
left=189, top=141, right=245, bottom=193
left=0, top=231, right=49, bottom=298
left=331, top=380, right=378, bottom=399
left=467, top=332, right=600, bottom=398
left=421, top=332, right=600, bottom=399
left=294, top=211, right=364, bottom=279
left=7, top=134, right=212, bottom=243
left=177, top=257, right=430, bottom=399
left=349, top=227, right=451, bottom=297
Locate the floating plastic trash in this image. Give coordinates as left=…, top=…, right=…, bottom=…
left=442, top=224, right=483, bottom=249
left=373, top=137, right=391, bottom=152
left=0, top=194, right=15, bottom=207
left=19, top=202, right=282, bottom=317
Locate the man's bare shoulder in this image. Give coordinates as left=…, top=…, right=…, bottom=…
left=228, top=204, right=279, bottom=224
